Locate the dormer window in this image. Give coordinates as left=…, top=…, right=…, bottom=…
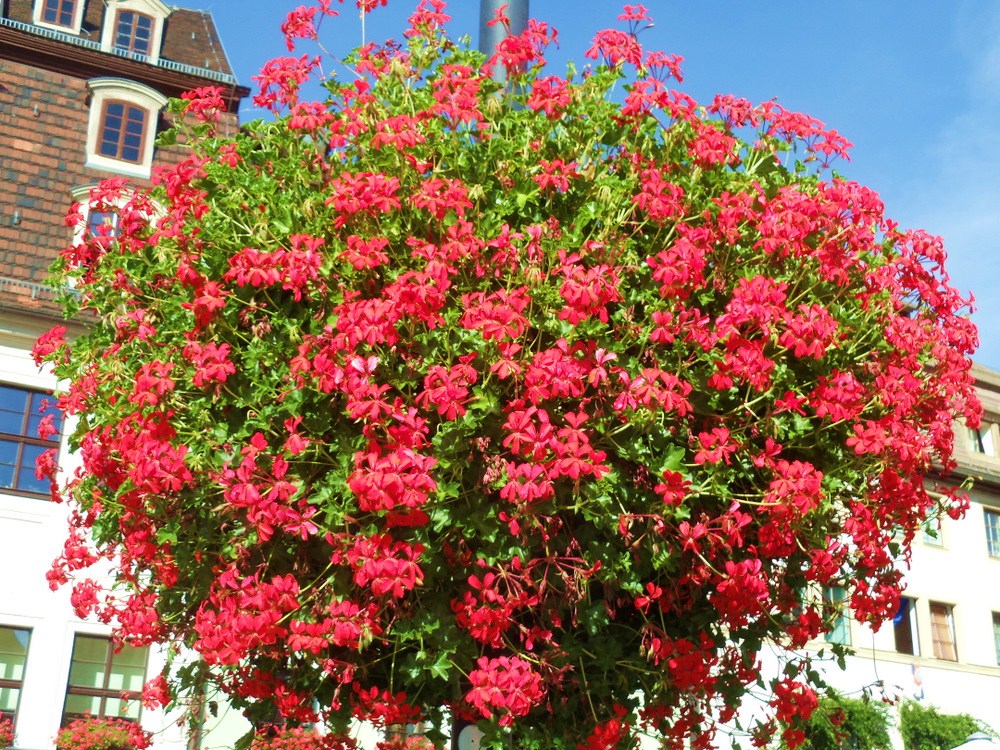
left=85, top=79, right=167, bottom=178
left=113, top=11, right=155, bottom=58
left=33, top=0, right=85, bottom=33
left=98, top=100, right=148, bottom=163
left=43, top=0, right=75, bottom=26
left=100, top=0, right=170, bottom=64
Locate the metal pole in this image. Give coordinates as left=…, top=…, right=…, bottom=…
left=478, top=0, right=529, bottom=82
left=449, top=8, right=531, bottom=749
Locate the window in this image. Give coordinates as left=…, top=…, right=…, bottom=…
left=33, top=0, right=84, bottom=33
left=99, top=0, right=169, bottom=64
left=98, top=101, right=148, bottom=164
left=87, top=210, right=120, bottom=240
left=929, top=602, right=957, bottom=661
left=0, top=385, right=62, bottom=495
left=986, top=509, right=1000, bottom=558
left=922, top=518, right=943, bottom=547
left=893, top=596, right=919, bottom=656
left=969, top=422, right=997, bottom=456
left=113, top=11, right=155, bottom=58
left=41, top=0, right=76, bottom=26
left=85, top=79, right=167, bottom=178
left=64, top=635, right=148, bottom=722
left=0, top=627, right=30, bottom=724
left=993, top=613, right=1000, bottom=667
left=822, top=586, right=850, bottom=646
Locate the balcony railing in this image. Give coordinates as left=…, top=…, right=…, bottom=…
left=0, top=276, right=72, bottom=303
left=0, top=16, right=237, bottom=85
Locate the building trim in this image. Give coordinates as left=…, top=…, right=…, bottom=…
left=0, top=18, right=248, bottom=110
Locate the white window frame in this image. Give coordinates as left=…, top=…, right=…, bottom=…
left=85, top=79, right=167, bottom=179
left=99, top=0, right=171, bottom=64
left=32, top=0, right=86, bottom=34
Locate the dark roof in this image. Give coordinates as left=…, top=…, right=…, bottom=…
left=3, top=0, right=235, bottom=80
left=162, top=8, right=234, bottom=78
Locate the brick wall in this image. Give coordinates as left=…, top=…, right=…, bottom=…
left=0, top=56, right=239, bottom=317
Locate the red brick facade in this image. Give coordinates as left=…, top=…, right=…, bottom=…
left=0, top=0, right=248, bottom=319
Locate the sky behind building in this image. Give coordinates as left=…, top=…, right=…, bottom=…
left=176, top=0, right=1000, bottom=367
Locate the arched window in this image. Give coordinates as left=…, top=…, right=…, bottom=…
left=85, top=79, right=167, bottom=178
left=97, top=100, right=148, bottom=163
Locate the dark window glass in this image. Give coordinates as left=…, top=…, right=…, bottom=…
left=87, top=211, right=120, bottom=239
left=0, top=386, right=61, bottom=496
left=42, top=0, right=76, bottom=27
left=114, top=12, right=155, bottom=57
left=98, top=101, right=148, bottom=163
left=63, top=636, right=147, bottom=723
left=892, top=596, right=918, bottom=656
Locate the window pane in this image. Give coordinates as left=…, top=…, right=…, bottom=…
left=0, top=627, right=29, bottom=681
left=44, top=0, right=75, bottom=26
left=823, top=586, right=850, bottom=645
left=111, top=645, right=148, bottom=669
left=64, top=692, right=102, bottom=719
left=0, top=687, right=19, bottom=713
left=922, top=519, right=943, bottom=546
left=17, top=443, right=50, bottom=494
left=107, top=665, right=145, bottom=692
left=105, top=696, right=141, bottom=720
left=993, top=613, right=1000, bottom=667
left=68, top=660, right=105, bottom=690
left=893, top=596, right=918, bottom=655
left=970, top=424, right=996, bottom=455
left=0, top=386, right=28, bottom=435
left=0, top=441, right=18, bottom=489
left=28, top=393, right=62, bottom=440
left=69, top=636, right=109, bottom=688
left=986, top=510, right=1000, bottom=557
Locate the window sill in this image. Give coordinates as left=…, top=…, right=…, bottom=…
left=85, top=155, right=151, bottom=180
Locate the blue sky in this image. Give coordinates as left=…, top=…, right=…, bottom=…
left=178, top=0, right=1000, bottom=368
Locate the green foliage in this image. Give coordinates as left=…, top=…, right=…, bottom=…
left=789, top=692, right=891, bottom=750
left=35, top=3, right=981, bottom=748
left=899, top=701, right=992, bottom=750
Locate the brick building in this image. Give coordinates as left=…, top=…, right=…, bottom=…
left=0, top=2, right=247, bottom=748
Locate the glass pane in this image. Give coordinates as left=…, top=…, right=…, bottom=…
left=986, top=511, right=1000, bottom=557
left=0, top=687, right=19, bottom=712
left=69, top=636, right=109, bottom=688
left=993, top=613, right=1000, bottom=667
left=64, top=692, right=101, bottom=719
left=111, top=645, right=148, bottom=669
left=88, top=211, right=118, bottom=237
left=69, top=661, right=105, bottom=689
left=0, top=386, right=27, bottom=435
left=17, top=444, right=50, bottom=494
left=107, top=665, right=145, bottom=692
left=0, top=627, right=28, bottom=681
left=29, top=393, right=62, bottom=440
left=105, top=696, right=141, bottom=720
left=0, top=440, right=18, bottom=489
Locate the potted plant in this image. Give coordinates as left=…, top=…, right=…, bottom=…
left=55, top=717, right=151, bottom=750
left=0, top=717, right=14, bottom=749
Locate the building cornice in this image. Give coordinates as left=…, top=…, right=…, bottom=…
left=0, top=22, right=249, bottom=113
